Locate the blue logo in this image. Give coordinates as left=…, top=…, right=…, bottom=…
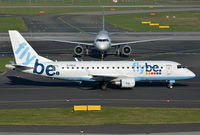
left=33, top=59, right=60, bottom=76
left=15, top=42, right=36, bottom=66
left=133, top=62, right=162, bottom=74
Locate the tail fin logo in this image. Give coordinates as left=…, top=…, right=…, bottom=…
left=15, top=42, right=36, bottom=66
left=33, top=59, right=60, bottom=76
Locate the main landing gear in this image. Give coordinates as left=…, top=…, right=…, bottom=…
left=167, top=80, right=175, bottom=89
left=100, top=82, right=108, bottom=90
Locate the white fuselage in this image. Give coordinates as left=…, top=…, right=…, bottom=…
left=94, top=30, right=111, bottom=52
left=8, top=30, right=196, bottom=89
left=23, top=60, right=195, bottom=82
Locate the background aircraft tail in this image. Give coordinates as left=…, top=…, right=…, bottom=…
left=102, top=7, right=105, bottom=31
left=9, top=30, right=52, bottom=67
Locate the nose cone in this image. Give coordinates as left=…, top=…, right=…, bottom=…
left=186, top=68, right=196, bottom=79
left=96, top=42, right=110, bottom=51
left=190, top=71, right=196, bottom=78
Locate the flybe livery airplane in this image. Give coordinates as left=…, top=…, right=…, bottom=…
left=6, top=31, right=195, bottom=89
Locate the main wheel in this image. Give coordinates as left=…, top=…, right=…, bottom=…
left=100, top=82, right=107, bottom=90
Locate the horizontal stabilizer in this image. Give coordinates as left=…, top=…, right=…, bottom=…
left=5, top=64, right=33, bottom=70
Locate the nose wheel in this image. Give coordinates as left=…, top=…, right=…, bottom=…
left=167, top=80, right=175, bottom=89
left=168, top=83, right=173, bottom=89
left=101, top=53, right=104, bottom=61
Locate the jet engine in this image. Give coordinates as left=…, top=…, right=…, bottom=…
left=121, top=45, right=132, bottom=55
left=74, top=45, right=84, bottom=55
left=113, top=78, right=135, bottom=88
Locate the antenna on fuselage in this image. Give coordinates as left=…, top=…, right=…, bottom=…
left=102, top=6, right=105, bottom=31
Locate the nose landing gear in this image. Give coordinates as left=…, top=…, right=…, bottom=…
left=167, top=80, right=175, bottom=89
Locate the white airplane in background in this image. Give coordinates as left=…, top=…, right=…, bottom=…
left=44, top=8, right=171, bottom=58
left=6, top=31, right=195, bottom=89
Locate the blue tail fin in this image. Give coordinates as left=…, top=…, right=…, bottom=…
left=102, top=7, right=105, bottom=31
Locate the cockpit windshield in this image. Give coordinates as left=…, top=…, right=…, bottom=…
left=177, top=65, right=185, bottom=69
left=96, top=39, right=109, bottom=42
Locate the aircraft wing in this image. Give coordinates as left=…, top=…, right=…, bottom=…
left=40, top=39, right=94, bottom=46
left=92, top=74, right=126, bottom=81
left=111, top=37, right=172, bottom=46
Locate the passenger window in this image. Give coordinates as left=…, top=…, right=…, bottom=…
left=107, top=67, right=109, bottom=69
left=72, top=67, right=74, bottom=69
left=81, top=67, right=84, bottom=69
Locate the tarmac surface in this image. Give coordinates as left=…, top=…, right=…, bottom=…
left=0, top=8, right=200, bottom=134
left=0, top=124, right=200, bottom=134
left=0, top=38, right=200, bottom=134
left=0, top=40, right=199, bottom=109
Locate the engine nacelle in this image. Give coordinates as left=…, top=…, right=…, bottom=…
left=121, top=78, right=135, bottom=88
left=121, top=45, right=132, bottom=55
left=113, top=78, right=135, bottom=88
left=74, top=45, right=84, bottom=55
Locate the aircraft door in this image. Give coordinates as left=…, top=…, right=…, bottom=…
left=166, top=65, right=172, bottom=75
left=53, top=65, right=57, bottom=71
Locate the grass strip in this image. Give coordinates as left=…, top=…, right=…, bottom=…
left=0, top=7, right=176, bottom=15
left=0, top=0, right=198, bottom=6
left=0, top=17, right=28, bottom=32
left=0, top=107, right=199, bottom=126
left=105, top=11, right=200, bottom=32
left=0, top=57, right=14, bottom=72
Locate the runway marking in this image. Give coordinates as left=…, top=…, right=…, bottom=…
left=0, top=87, right=69, bottom=90
left=57, top=16, right=84, bottom=32
left=0, top=71, right=7, bottom=76
left=0, top=99, right=200, bottom=104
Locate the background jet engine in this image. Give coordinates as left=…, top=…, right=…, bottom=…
left=121, top=45, right=132, bottom=55
left=74, top=45, right=84, bottom=55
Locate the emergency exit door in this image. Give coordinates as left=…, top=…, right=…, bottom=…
left=166, top=65, right=172, bottom=75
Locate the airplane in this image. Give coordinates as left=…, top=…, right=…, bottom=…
left=43, top=8, right=171, bottom=59
left=6, top=30, right=195, bottom=89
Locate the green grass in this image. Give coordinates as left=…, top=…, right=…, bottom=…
left=0, top=107, right=200, bottom=125
left=0, top=57, right=14, bottom=72
left=0, top=0, right=198, bottom=6
left=0, top=17, right=28, bottom=32
left=0, top=7, right=177, bottom=15
left=105, top=11, right=200, bottom=32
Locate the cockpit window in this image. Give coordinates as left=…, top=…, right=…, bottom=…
left=177, top=65, right=185, bottom=69
left=96, top=39, right=109, bottom=42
